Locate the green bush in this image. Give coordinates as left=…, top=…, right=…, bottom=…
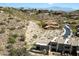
left=12, top=34, right=18, bottom=38
left=8, top=36, right=16, bottom=44
left=9, top=48, right=16, bottom=56
left=8, top=34, right=18, bottom=44
left=72, top=28, right=77, bottom=33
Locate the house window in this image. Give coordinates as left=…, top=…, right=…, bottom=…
left=36, top=45, right=40, bottom=50
left=51, top=43, right=57, bottom=46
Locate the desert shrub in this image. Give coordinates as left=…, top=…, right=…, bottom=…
left=0, top=28, right=5, bottom=34
left=9, top=47, right=31, bottom=56
left=6, top=44, right=13, bottom=49
left=3, top=7, right=14, bottom=14
left=19, top=35, right=25, bottom=41
left=33, top=34, right=37, bottom=39
left=16, top=19, right=21, bottom=22
left=37, top=20, right=45, bottom=27
left=0, top=45, right=4, bottom=51
left=8, top=36, right=16, bottom=44
left=70, top=21, right=77, bottom=24
left=8, top=17, right=14, bottom=19
left=9, top=48, right=16, bottom=56
left=72, top=28, right=77, bottom=33
left=8, top=34, right=18, bottom=44
left=12, top=34, right=18, bottom=38
left=9, top=27, right=16, bottom=30
left=0, top=22, right=5, bottom=25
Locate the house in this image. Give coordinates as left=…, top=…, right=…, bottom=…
left=30, top=23, right=78, bottom=55
left=31, top=35, right=78, bottom=55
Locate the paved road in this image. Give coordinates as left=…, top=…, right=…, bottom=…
left=63, top=24, right=73, bottom=44
left=63, top=24, right=72, bottom=39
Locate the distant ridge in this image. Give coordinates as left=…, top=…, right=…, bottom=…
left=45, top=6, right=74, bottom=12
left=24, top=6, right=75, bottom=12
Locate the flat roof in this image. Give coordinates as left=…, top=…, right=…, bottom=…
left=35, top=37, right=52, bottom=46
left=50, top=36, right=65, bottom=44
left=36, top=36, right=79, bottom=46
left=67, top=37, right=78, bottom=46
left=52, top=37, right=78, bottom=46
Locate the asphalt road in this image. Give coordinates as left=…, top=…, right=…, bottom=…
left=63, top=24, right=72, bottom=39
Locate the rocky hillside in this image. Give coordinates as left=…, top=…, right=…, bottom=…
left=0, top=7, right=79, bottom=56
left=0, top=7, right=29, bottom=56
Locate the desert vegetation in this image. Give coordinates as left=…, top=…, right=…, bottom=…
left=0, top=6, right=79, bottom=56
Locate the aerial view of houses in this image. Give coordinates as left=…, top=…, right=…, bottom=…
left=0, top=3, right=79, bottom=56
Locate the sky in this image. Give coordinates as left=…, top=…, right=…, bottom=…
left=0, top=3, right=79, bottom=9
